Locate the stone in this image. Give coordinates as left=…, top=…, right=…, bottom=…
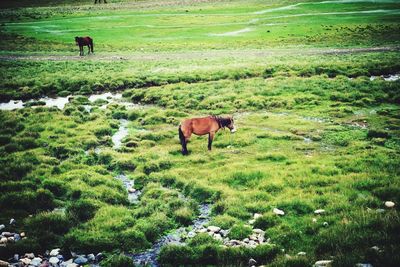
left=297, top=252, right=306, bottom=256
left=13, top=254, right=19, bottom=261
left=213, top=233, right=223, bottom=240
left=243, top=238, right=249, bottom=243
left=249, top=258, right=257, bottom=266
left=7, top=236, right=14, bottom=242
left=21, top=258, right=32, bottom=265
left=30, top=257, right=43, bottom=267
left=66, top=264, right=78, bottom=267
left=0, top=260, right=9, bottom=267
left=1, top=232, right=12, bottom=237
left=385, top=201, right=395, bottom=208
left=87, top=253, right=95, bottom=262
left=312, top=218, right=318, bottom=223
left=314, top=260, right=333, bottom=267
left=207, top=226, right=221, bottom=233
left=249, top=234, right=258, bottom=241
left=355, top=264, right=373, bottom=267
left=40, top=261, right=50, bottom=267
left=248, top=219, right=256, bottom=224
left=74, top=256, right=88, bottom=265
left=49, top=248, right=60, bottom=256
left=254, top=213, right=262, bottom=220
left=273, top=208, right=285, bottom=215
left=323, top=222, right=329, bottom=227
left=219, top=229, right=229, bottom=237
left=25, top=253, right=35, bottom=259
left=9, top=218, right=16, bottom=225
left=248, top=240, right=257, bottom=246
left=14, top=234, right=21, bottom=241
left=0, top=225, right=5, bottom=231
left=49, top=257, right=59, bottom=266
left=128, top=188, right=136, bottom=193
left=258, top=236, right=265, bottom=243
left=253, top=229, right=264, bottom=235
left=60, top=259, right=73, bottom=267
left=0, top=237, right=7, bottom=244
left=197, top=228, right=207, bottom=233
left=187, top=231, right=196, bottom=238
left=314, top=209, right=325, bottom=214
left=95, top=253, right=104, bottom=262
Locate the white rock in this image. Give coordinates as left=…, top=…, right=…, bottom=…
left=273, top=208, right=285, bottom=215
left=207, top=226, right=221, bottom=233
left=128, top=188, right=136, bottom=193
left=253, top=229, right=264, bottom=235
left=312, top=218, right=317, bottom=223
left=314, top=260, right=333, bottom=267
left=385, top=201, right=395, bottom=208
left=213, top=233, right=223, bottom=240
left=297, top=252, right=306, bottom=256
left=355, top=264, right=373, bottom=267
left=314, top=209, right=325, bottom=214
left=197, top=228, right=207, bottom=233
left=7, top=237, right=14, bottom=242
left=0, top=237, right=7, bottom=244
left=249, top=234, right=258, bottom=241
left=254, top=213, right=262, bottom=219
left=67, top=264, right=79, bottom=267
left=248, top=219, right=256, bottom=224
left=187, top=231, right=196, bottom=238
left=24, top=253, right=34, bottom=259
left=50, top=248, right=60, bottom=256
left=20, top=232, right=25, bottom=237
left=323, top=222, right=329, bottom=227
left=0, top=225, right=5, bottom=231
left=49, top=257, right=59, bottom=265
left=30, top=257, right=42, bottom=266
left=20, top=258, right=32, bottom=265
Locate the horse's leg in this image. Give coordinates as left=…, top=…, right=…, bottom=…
left=208, top=132, right=215, bottom=151
left=87, top=45, right=90, bottom=54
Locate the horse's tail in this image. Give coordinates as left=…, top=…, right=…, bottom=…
left=178, top=125, right=185, bottom=146
left=178, top=125, right=187, bottom=155
left=90, top=38, right=94, bottom=53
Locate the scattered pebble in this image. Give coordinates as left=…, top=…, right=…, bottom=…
left=273, top=208, right=285, bottom=216
left=314, top=260, right=333, bottom=267
left=314, top=209, right=325, bottom=214
left=323, top=222, right=329, bottom=227
left=297, top=251, right=306, bottom=256
left=385, top=201, right=395, bottom=208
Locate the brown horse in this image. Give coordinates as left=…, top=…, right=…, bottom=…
left=178, top=115, right=236, bottom=155
left=75, top=36, right=94, bottom=56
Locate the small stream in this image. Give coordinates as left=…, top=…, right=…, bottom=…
left=130, top=204, right=211, bottom=267
left=0, top=92, right=125, bottom=110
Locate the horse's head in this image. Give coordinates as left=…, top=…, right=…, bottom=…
left=226, top=116, right=236, bottom=133
left=75, top=37, right=80, bottom=45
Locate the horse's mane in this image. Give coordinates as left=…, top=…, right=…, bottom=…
left=212, top=115, right=232, bottom=128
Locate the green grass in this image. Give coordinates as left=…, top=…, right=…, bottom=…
left=0, top=0, right=399, bottom=266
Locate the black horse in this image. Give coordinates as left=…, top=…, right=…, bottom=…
left=94, top=0, right=107, bottom=3
left=75, top=36, right=94, bottom=56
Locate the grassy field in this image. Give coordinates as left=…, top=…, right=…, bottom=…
left=0, top=0, right=399, bottom=266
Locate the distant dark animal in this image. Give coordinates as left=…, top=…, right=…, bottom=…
left=75, top=36, right=94, bottom=56
left=178, top=115, right=236, bottom=155
left=94, top=0, right=107, bottom=3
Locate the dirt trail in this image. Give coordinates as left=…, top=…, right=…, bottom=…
left=0, top=46, right=398, bottom=61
